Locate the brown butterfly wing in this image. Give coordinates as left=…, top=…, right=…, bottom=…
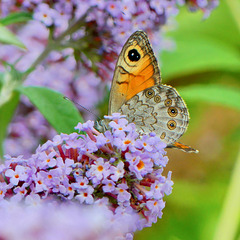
left=107, top=30, right=198, bottom=153
left=108, top=30, right=161, bottom=114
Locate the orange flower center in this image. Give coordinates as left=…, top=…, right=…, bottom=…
left=98, top=165, right=103, bottom=171
left=137, top=160, right=144, bottom=170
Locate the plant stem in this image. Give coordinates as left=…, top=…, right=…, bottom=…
left=213, top=146, right=240, bottom=240
left=26, top=9, right=92, bottom=78
left=28, top=45, right=52, bottom=72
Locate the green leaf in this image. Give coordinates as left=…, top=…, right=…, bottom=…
left=0, top=91, right=20, bottom=158
left=0, top=23, right=26, bottom=49
left=178, top=84, right=240, bottom=110
left=0, top=63, right=24, bottom=107
left=17, top=86, right=84, bottom=134
left=0, top=12, right=32, bottom=25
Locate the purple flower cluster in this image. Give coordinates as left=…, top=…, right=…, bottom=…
left=0, top=200, right=138, bottom=240
left=0, top=115, right=173, bottom=238
left=0, top=0, right=219, bottom=157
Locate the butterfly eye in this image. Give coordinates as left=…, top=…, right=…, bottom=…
left=167, top=120, right=177, bottom=130
left=145, top=89, right=155, bottom=98
left=168, top=107, right=178, bottom=117
left=128, top=49, right=141, bottom=61
left=164, top=98, right=172, bottom=107
left=154, top=95, right=161, bottom=103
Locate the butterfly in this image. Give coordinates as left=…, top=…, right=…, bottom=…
left=103, top=30, right=198, bottom=153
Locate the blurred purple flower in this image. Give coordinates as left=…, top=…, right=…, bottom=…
left=0, top=200, right=139, bottom=240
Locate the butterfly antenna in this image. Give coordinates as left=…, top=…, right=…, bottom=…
left=63, top=96, right=101, bottom=121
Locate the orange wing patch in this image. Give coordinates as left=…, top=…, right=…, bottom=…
left=119, top=40, right=157, bottom=101
left=108, top=31, right=161, bottom=114
left=126, top=75, right=155, bottom=101
left=118, top=58, right=156, bottom=101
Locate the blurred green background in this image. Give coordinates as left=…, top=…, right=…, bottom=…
left=135, top=1, right=240, bottom=240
